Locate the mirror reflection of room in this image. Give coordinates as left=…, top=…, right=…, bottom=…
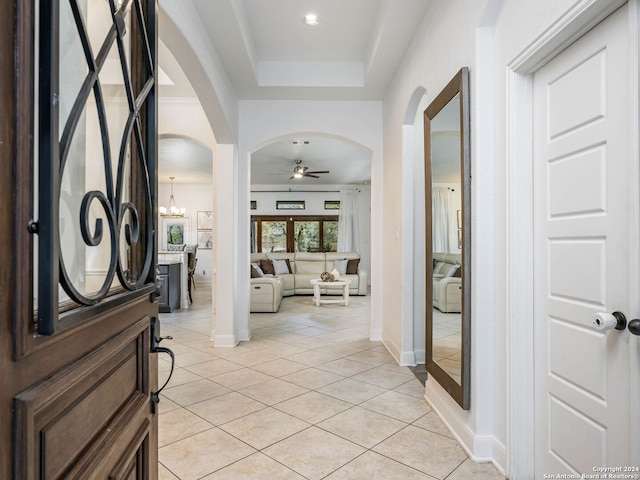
left=430, top=93, right=463, bottom=385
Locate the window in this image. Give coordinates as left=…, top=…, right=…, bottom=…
left=260, top=220, right=288, bottom=253
left=324, top=200, right=340, bottom=210
left=276, top=200, right=305, bottom=210
left=252, top=216, right=339, bottom=253
left=323, top=220, right=338, bottom=252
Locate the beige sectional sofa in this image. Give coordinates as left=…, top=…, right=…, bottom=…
left=249, top=276, right=284, bottom=313
left=250, top=251, right=368, bottom=312
left=432, top=252, right=462, bottom=313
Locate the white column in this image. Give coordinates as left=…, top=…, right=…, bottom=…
left=212, top=143, right=237, bottom=346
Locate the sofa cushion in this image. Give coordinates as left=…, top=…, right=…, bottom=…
left=251, top=253, right=268, bottom=263
left=332, top=259, right=349, bottom=275
left=296, top=260, right=325, bottom=274
left=445, top=264, right=460, bottom=277
left=260, top=259, right=276, bottom=275
left=251, top=263, right=265, bottom=277
left=346, top=258, right=360, bottom=274
left=272, top=259, right=290, bottom=275
left=294, top=273, right=318, bottom=292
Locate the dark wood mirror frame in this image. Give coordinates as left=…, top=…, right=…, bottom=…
left=424, top=67, right=471, bottom=409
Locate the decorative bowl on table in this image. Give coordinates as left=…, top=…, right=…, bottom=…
left=320, top=271, right=335, bottom=282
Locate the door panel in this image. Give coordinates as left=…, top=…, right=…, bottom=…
left=534, top=5, right=632, bottom=474
left=14, top=318, right=150, bottom=478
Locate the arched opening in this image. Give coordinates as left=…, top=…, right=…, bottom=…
left=400, top=87, right=429, bottom=365
left=242, top=132, right=374, bottom=339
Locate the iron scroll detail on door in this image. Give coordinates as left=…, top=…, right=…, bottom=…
left=32, top=0, right=158, bottom=335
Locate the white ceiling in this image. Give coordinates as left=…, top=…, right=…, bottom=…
left=158, top=136, right=212, bottom=184
left=159, top=1, right=432, bottom=184
left=191, top=0, right=431, bottom=100
left=251, top=136, right=371, bottom=185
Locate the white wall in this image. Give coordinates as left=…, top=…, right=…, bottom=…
left=250, top=185, right=372, bottom=280
left=159, top=98, right=216, bottom=148
left=250, top=188, right=340, bottom=216
left=158, top=0, right=238, bottom=144
left=382, top=0, right=488, bottom=461
left=381, top=0, right=628, bottom=474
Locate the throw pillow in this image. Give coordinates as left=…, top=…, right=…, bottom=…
left=167, top=243, right=185, bottom=251
left=333, top=259, right=348, bottom=275
left=453, top=266, right=462, bottom=278
left=260, top=259, right=275, bottom=275
left=250, top=266, right=259, bottom=278
left=272, top=259, right=290, bottom=275
left=446, top=264, right=461, bottom=277
left=346, top=258, right=360, bottom=274
left=251, top=263, right=265, bottom=277
left=284, top=258, right=293, bottom=273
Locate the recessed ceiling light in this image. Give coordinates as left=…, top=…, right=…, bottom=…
left=303, top=14, right=320, bottom=26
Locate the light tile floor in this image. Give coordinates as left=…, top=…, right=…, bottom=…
left=157, top=284, right=503, bottom=480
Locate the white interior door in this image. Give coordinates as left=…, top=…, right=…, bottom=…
left=533, top=5, right=635, bottom=475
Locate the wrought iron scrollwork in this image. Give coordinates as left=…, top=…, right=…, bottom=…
left=35, top=0, right=157, bottom=334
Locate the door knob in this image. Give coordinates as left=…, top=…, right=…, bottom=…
left=593, top=311, right=627, bottom=331
left=628, top=319, right=640, bottom=336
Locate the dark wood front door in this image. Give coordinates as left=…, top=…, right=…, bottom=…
left=1, top=0, right=161, bottom=477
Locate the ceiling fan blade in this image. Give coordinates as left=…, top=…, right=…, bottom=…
left=305, top=171, right=330, bottom=175
left=306, top=174, right=320, bottom=178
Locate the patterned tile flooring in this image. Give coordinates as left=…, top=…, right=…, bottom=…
left=157, top=283, right=503, bottom=479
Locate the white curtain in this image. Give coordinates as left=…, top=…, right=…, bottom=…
left=432, top=187, right=450, bottom=252
left=337, top=189, right=360, bottom=252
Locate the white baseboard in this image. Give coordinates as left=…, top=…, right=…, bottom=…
left=491, top=438, right=507, bottom=477
left=213, top=334, right=237, bottom=347
left=400, top=350, right=417, bottom=366
left=381, top=333, right=401, bottom=363
left=414, top=348, right=426, bottom=365
left=424, top=378, right=501, bottom=468
left=237, top=327, right=251, bottom=342
left=369, top=327, right=382, bottom=341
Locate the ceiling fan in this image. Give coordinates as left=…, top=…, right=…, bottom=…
left=289, top=159, right=329, bottom=179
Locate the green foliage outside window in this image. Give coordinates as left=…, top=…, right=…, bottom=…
left=323, top=221, right=338, bottom=252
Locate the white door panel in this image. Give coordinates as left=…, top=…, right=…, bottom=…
left=547, top=49, right=606, bottom=139
left=534, top=5, right=632, bottom=475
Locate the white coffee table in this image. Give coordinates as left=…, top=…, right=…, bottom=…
left=311, top=279, right=351, bottom=306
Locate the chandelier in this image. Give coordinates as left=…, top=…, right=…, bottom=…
left=159, top=177, right=185, bottom=217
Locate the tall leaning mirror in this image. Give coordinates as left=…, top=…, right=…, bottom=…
left=424, top=67, right=470, bottom=409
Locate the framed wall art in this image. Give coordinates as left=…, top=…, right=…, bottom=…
left=161, top=217, right=191, bottom=251
left=197, top=230, right=213, bottom=250
left=197, top=210, right=213, bottom=230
